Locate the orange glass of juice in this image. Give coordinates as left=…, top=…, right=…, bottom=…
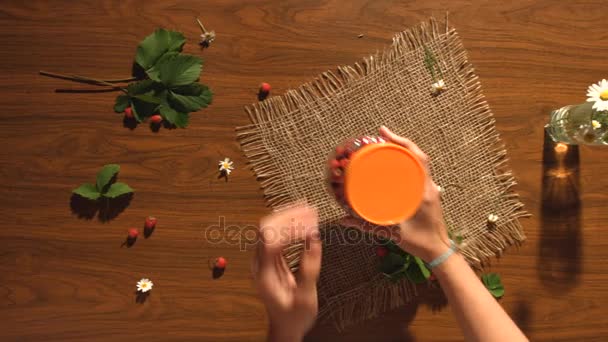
left=328, top=136, right=426, bottom=225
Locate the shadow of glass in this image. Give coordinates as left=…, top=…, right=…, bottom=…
left=538, top=130, right=582, bottom=293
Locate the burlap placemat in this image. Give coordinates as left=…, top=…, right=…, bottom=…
left=237, top=18, right=527, bottom=329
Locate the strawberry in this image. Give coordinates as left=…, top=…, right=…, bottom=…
left=376, top=246, right=389, bottom=257
left=259, top=82, right=271, bottom=94
left=150, top=114, right=162, bottom=124
left=335, top=145, right=346, bottom=158
left=215, top=257, right=227, bottom=269
left=329, top=159, right=340, bottom=169
left=332, top=168, right=343, bottom=178
left=124, top=107, right=134, bottom=119
left=128, top=228, right=139, bottom=239
left=145, top=216, right=157, bottom=230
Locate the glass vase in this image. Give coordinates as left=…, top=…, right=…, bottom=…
left=545, top=102, right=608, bottom=145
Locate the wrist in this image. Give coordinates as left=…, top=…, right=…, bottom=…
left=419, top=237, right=452, bottom=263
left=268, top=325, right=303, bottom=342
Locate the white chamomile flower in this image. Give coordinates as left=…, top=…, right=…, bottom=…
left=487, top=214, right=499, bottom=223
left=586, top=79, right=608, bottom=112
left=218, top=157, right=234, bottom=175
left=136, top=278, right=153, bottom=293
left=432, top=79, right=446, bottom=93
left=592, top=120, right=602, bottom=129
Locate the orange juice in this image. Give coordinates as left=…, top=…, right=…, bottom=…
left=328, top=136, right=425, bottom=225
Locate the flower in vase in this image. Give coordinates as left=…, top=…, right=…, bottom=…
left=578, top=125, right=598, bottom=143
left=586, top=79, right=608, bottom=112
left=592, top=120, right=602, bottom=129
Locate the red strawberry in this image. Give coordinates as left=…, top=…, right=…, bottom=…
left=335, top=145, right=346, bottom=158
left=376, top=246, right=389, bottom=257
left=124, top=107, right=134, bottom=118
left=332, top=168, right=343, bottom=178
left=259, top=82, right=271, bottom=93
left=215, top=257, right=227, bottom=269
left=145, top=216, right=157, bottom=230
left=150, top=115, right=162, bottom=124
left=329, top=159, right=340, bottom=169
left=128, top=228, right=139, bottom=239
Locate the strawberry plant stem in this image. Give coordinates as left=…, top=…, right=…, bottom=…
left=39, top=70, right=133, bottom=93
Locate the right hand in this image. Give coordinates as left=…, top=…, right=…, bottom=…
left=342, top=126, right=451, bottom=262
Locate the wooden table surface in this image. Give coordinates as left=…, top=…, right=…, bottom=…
left=2, top=0, right=608, bottom=340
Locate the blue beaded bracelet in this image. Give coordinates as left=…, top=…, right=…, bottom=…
left=425, top=239, right=457, bottom=269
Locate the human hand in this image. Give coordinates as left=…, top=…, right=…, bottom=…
left=253, top=204, right=322, bottom=342
left=342, top=126, right=450, bottom=262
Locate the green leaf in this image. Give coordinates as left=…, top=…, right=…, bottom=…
left=96, top=164, right=120, bottom=193
left=169, top=84, right=212, bottom=112
left=127, top=79, right=157, bottom=96
left=133, top=93, right=161, bottom=104
left=135, top=29, right=186, bottom=70
left=158, top=54, right=202, bottom=87
left=414, top=256, right=431, bottom=279
left=379, top=252, right=407, bottom=275
left=405, top=262, right=427, bottom=284
left=73, top=183, right=101, bottom=200
left=146, top=51, right=178, bottom=81
left=160, top=105, right=189, bottom=128
left=113, top=95, right=130, bottom=113
left=482, top=273, right=505, bottom=298
left=131, top=97, right=159, bottom=121
left=103, top=182, right=134, bottom=198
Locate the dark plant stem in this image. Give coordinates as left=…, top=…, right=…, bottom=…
left=39, top=71, right=134, bottom=93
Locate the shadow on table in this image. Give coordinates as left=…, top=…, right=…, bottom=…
left=305, top=285, right=447, bottom=341
left=70, top=193, right=133, bottom=222
left=538, top=131, right=582, bottom=293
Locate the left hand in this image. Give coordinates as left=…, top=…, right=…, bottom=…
left=252, top=204, right=322, bottom=342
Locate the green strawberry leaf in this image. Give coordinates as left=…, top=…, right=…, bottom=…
left=131, top=97, right=159, bottom=121
left=133, top=93, right=161, bottom=104
left=158, top=54, right=202, bottom=87
left=414, top=256, right=431, bottom=279
left=113, top=95, right=130, bottom=113
left=169, top=84, right=212, bottom=112
left=73, top=183, right=101, bottom=200
left=160, top=105, right=189, bottom=128
left=405, top=261, right=427, bottom=284
left=135, top=28, right=186, bottom=70
left=482, top=273, right=505, bottom=298
left=104, top=182, right=134, bottom=198
left=127, top=79, right=157, bottom=96
left=96, top=164, right=120, bottom=193
left=146, top=51, right=178, bottom=81
left=379, top=252, right=407, bottom=275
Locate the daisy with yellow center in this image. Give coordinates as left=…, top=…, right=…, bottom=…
left=218, top=157, right=234, bottom=175
left=136, top=278, right=153, bottom=293
left=586, top=79, right=608, bottom=112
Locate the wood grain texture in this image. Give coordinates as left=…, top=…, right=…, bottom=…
left=1, top=0, right=608, bottom=340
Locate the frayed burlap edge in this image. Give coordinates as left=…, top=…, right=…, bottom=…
left=236, top=16, right=528, bottom=330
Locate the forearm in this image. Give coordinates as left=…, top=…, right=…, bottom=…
left=434, top=253, right=528, bottom=342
